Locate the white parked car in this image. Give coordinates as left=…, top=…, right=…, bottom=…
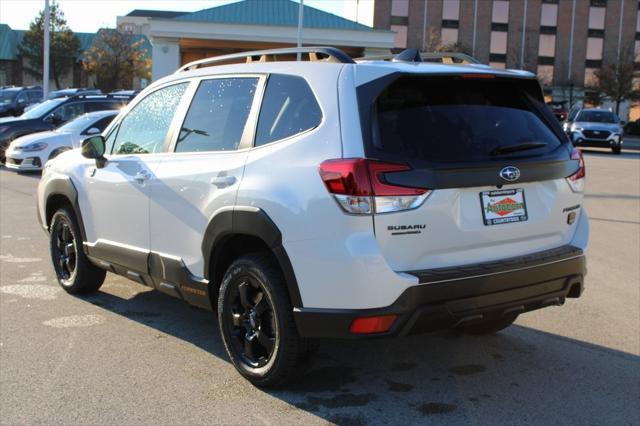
left=5, top=110, right=117, bottom=171
left=37, top=47, right=589, bottom=387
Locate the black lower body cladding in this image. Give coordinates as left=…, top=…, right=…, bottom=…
left=293, top=245, right=585, bottom=339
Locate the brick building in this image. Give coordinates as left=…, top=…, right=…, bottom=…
left=374, top=0, right=640, bottom=120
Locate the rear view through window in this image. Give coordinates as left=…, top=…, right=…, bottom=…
left=370, top=77, right=563, bottom=163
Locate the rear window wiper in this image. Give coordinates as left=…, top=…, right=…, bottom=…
left=489, top=142, right=547, bottom=156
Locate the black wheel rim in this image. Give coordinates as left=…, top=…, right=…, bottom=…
left=225, top=276, right=277, bottom=368
left=52, top=219, right=77, bottom=283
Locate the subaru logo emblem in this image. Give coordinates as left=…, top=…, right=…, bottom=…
left=594, top=131, right=600, bottom=134
left=500, top=166, right=520, bottom=182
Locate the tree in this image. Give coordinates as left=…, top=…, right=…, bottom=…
left=82, top=29, right=151, bottom=93
left=595, top=44, right=637, bottom=114
left=18, top=1, right=79, bottom=89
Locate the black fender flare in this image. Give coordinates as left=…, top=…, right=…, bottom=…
left=202, top=207, right=303, bottom=308
left=42, top=176, right=88, bottom=243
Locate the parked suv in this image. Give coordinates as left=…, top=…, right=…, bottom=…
left=0, top=86, right=43, bottom=117
left=37, top=47, right=588, bottom=387
left=0, top=93, right=131, bottom=163
left=565, top=107, right=625, bottom=154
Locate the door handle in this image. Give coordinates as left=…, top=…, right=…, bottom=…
left=210, top=175, right=237, bottom=188
left=134, top=170, right=150, bottom=184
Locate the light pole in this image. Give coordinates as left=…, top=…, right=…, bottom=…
left=296, top=0, right=304, bottom=61
left=43, top=0, right=50, bottom=98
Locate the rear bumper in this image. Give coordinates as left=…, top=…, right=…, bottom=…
left=294, top=245, right=585, bottom=339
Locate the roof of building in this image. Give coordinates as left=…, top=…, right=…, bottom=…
left=0, top=24, right=150, bottom=62
left=126, top=9, right=186, bottom=19
left=0, top=24, right=19, bottom=60
left=173, top=0, right=375, bottom=31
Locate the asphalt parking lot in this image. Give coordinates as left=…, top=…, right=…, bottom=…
left=1, top=145, right=639, bottom=425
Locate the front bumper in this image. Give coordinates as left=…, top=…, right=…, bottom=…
left=4, top=154, right=43, bottom=171
left=294, top=245, right=585, bottom=339
left=570, top=131, right=622, bottom=148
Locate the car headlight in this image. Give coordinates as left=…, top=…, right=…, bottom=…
left=570, top=124, right=583, bottom=132
left=19, top=142, right=48, bottom=152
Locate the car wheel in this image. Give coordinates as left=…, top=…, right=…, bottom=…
left=218, top=254, right=312, bottom=387
left=612, top=145, right=621, bottom=154
left=457, top=314, right=518, bottom=335
left=49, top=206, right=106, bottom=294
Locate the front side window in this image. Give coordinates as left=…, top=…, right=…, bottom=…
left=112, top=83, right=188, bottom=155
left=255, top=75, right=322, bottom=146
left=51, top=102, right=86, bottom=123
left=176, top=78, right=258, bottom=153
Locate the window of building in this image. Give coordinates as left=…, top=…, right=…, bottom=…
left=537, top=65, right=554, bottom=86
left=540, top=3, right=558, bottom=27
left=588, top=7, right=606, bottom=29
left=112, top=83, right=188, bottom=155
left=586, top=37, right=603, bottom=60
left=441, top=28, right=459, bottom=46
left=490, top=62, right=506, bottom=69
left=442, top=0, right=460, bottom=20
left=635, top=40, right=640, bottom=62
left=176, top=78, right=258, bottom=153
left=391, top=25, right=408, bottom=48
left=391, top=0, right=409, bottom=17
left=584, top=68, right=599, bottom=87
left=255, top=75, right=322, bottom=146
left=492, top=0, right=509, bottom=23
left=538, top=34, right=556, bottom=57
left=490, top=31, right=507, bottom=54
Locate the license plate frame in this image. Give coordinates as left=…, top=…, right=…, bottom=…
left=480, top=188, right=528, bottom=226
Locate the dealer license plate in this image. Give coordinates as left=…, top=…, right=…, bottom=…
left=480, top=188, right=528, bottom=226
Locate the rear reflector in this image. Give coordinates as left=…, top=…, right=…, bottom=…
left=319, top=158, right=430, bottom=215
left=350, top=315, right=397, bottom=334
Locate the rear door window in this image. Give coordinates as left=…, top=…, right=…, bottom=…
left=255, top=74, right=322, bottom=146
left=369, top=76, right=563, bottom=163
left=175, top=77, right=258, bottom=153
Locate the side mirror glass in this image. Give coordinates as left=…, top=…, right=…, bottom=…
left=85, top=127, right=100, bottom=135
left=44, top=113, right=61, bottom=124
left=81, top=135, right=107, bottom=168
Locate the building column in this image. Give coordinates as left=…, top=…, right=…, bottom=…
left=151, top=37, right=180, bottom=81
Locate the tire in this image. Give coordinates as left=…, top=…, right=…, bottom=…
left=49, top=206, right=106, bottom=294
left=612, top=145, right=621, bottom=155
left=217, top=253, right=312, bottom=387
left=457, top=314, right=518, bottom=335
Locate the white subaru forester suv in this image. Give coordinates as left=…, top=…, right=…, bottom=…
left=37, top=47, right=588, bottom=387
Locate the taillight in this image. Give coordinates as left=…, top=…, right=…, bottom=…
left=566, top=148, right=585, bottom=193
left=319, top=158, right=431, bottom=215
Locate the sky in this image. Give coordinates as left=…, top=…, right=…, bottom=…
left=0, top=0, right=374, bottom=32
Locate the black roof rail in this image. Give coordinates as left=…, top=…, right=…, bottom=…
left=67, top=93, right=134, bottom=100
left=176, top=46, right=355, bottom=73
left=356, top=49, right=481, bottom=65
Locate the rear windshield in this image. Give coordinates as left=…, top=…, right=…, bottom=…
left=371, top=77, right=562, bottom=163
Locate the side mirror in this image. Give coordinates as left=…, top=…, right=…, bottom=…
left=620, top=120, right=627, bottom=126
left=81, top=135, right=107, bottom=168
left=85, top=127, right=100, bottom=135
left=44, top=114, right=61, bottom=125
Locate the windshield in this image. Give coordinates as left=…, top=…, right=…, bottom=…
left=56, top=113, right=98, bottom=132
left=0, top=90, right=19, bottom=104
left=371, top=77, right=562, bottom=163
left=21, top=99, right=65, bottom=119
left=576, top=110, right=617, bottom=123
